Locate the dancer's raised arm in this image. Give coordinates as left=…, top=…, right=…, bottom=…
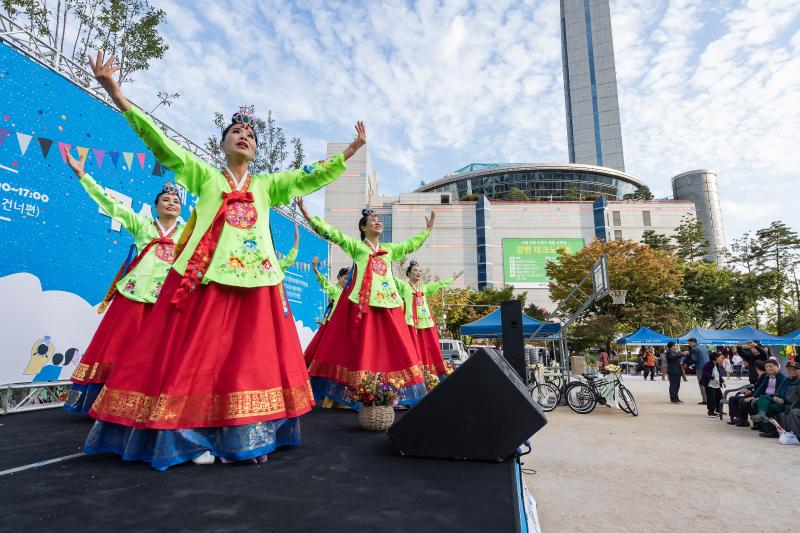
left=279, top=224, right=300, bottom=270
left=267, top=122, right=366, bottom=206
left=67, top=149, right=145, bottom=236
left=387, top=211, right=435, bottom=260
left=88, top=50, right=212, bottom=193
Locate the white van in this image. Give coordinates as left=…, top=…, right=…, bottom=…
left=439, top=339, right=469, bottom=366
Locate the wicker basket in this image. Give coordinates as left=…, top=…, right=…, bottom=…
left=358, top=405, right=395, bottom=431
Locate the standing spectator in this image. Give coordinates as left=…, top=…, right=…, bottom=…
left=732, top=351, right=744, bottom=380
left=700, top=352, right=726, bottom=417
left=598, top=349, right=609, bottom=371
left=775, top=359, right=800, bottom=436
left=684, top=338, right=710, bottom=405
left=722, top=353, right=732, bottom=377
left=737, top=341, right=768, bottom=385
left=642, top=347, right=656, bottom=381
left=665, top=341, right=683, bottom=404
left=659, top=348, right=668, bottom=381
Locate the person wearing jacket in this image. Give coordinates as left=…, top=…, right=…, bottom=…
left=748, top=358, right=787, bottom=435
left=685, top=338, right=710, bottom=404
left=699, top=352, right=726, bottom=417
left=727, top=361, right=767, bottom=427
left=775, top=359, right=800, bottom=436
left=665, top=342, right=684, bottom=404
left=737, top=342, right=768, bottom=385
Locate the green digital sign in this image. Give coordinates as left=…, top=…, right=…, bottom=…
left=503, top=238, right=585, bottom=287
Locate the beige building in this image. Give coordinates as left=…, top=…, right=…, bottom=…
left=323, top=145, right=698, bottom=310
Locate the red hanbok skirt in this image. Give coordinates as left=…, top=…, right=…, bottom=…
left=308, top=272, right=425, bottom=405
left=304, top=322, right=328, bottom=366
left=408, top=324, right=448, bottom=377
left=71, top=294, right=153, bottom=384
left=89, top=270, right=314, bottom=430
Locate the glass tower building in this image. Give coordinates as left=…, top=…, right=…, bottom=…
left=561, top=0, right=625, bottom=172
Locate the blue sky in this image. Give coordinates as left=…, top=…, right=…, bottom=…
left=126, top=0, right=800, bottom=242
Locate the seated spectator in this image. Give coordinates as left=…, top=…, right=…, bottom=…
left=775, top=359, right=800, bottom=436
left=727, top=360, right=767, bottom=427
left=700, top=352, right=726, bottom=417
left=750, top=358, right=787, bottom=437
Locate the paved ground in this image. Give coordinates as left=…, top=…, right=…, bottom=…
left=524, top=374, right=798, bottom=533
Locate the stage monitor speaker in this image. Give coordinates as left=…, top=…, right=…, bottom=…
left=501, top=299, right=526, bottom=382
left=387, top=348, right=547, bottom=462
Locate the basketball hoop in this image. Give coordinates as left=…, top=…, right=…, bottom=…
left=608, top=290, right=627, bottom=305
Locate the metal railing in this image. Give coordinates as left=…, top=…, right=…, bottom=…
left=1, top=381, right=71, bottom=415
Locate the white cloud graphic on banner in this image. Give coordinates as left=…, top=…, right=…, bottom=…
left=0, top=273, right=101, bottom=384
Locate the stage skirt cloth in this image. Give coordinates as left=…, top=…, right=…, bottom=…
left=408, top=325, right=448, bottom=380
left=64, top=295, right=153, bottom=413
left=85, top=270, right=313, bottom=469
left=308, top=271, right=425, bottom=409
left=303, top=322, right=328, bottom=367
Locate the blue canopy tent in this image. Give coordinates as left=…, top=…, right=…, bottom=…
left=459, top=308, right=561, bottom=338
left=677, top=326, right=788, bottom=346
left=616, top=327, right=676, bottom=346
left=779, top=328, right=800, bottom=344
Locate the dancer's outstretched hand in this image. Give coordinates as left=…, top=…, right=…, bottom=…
left=343, top=121, right=366, bottom=160
left=293, top=223, right=300, bottom=247
left=294, top=197, right=312, bottom=221
left=88, top=50, right=121, bottom=93
left=425, top=211, right=436, bottom=231
left=66, top=149, right=88, bottom=179
left=311, top=255, right=319, bottom=272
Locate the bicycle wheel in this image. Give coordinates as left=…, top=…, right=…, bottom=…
left=618, top=384, right=638, bottom=416
left=529, top=382, right=559, bottom=412
left=544, top=373, right=564, bottom=392
left=565, top=382, right=596, bottom=414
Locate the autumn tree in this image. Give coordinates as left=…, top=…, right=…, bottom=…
left=546, top=239, right=684, bottom=350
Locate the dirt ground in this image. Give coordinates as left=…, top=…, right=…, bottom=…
left=523, top=374, right=798, bottom=533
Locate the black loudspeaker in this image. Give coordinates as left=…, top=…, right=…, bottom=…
left=387, top=348, right=547, bottom=461
left=501, top=299, right=526, bottom=383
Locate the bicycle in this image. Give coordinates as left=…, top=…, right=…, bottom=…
left=564, top=369, right=638, bottom=416
left=526, top=364, right=559, bottom=412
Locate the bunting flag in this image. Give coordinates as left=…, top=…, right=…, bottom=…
left=76, top=146, right=89, bottom=161
left=122, top=152, right=134, bottom=170
left=152, top=161, right=163, bottom=176
left=16, top=132, right=32, bottom=155
left=92, top=148, right=105, bottom=169
left=57, top=141, right=72, bottom=162
left=38, top=137, right=53, bottom=159
left=108, top=151, right=120, bottom=167
left=136, top=152, right=146, bottom=169
left=0, top=127, right=9, bottom=147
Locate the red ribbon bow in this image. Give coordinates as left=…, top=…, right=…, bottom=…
left=124, top=236, right=174, bottom=273
left=356, top=249, right=389, bottom=324
left=172, top=190, right=254, bottom=308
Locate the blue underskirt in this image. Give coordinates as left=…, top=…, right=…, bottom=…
left=310, top=376, right=426, bottom=410
left=63, top=382, right=105, bottom=413
left=83, top=417, right=301, bottom=471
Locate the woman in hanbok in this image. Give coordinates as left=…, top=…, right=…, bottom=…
left=80, top=50, right=366, bottom=470
left=63, top=152, right=184, bottom=413
left=295, top=197, right=434, bottom=408
left=395, top=261, right=462, bottom=380
left=304, top=254, right=349, bottom=367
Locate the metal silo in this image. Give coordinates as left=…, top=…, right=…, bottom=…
left=671, top=170, right=726, bottom=264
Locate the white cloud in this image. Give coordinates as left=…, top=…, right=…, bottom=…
left=122, top=0, right=800, bottom=239
left=294, top=319, right=316, bottom=350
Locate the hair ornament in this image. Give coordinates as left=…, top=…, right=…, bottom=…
left=362, top=208, right=376, bottom=217
left=231, top=105, right=256, bottom=127
left=161, top=182, right=181, bottom=196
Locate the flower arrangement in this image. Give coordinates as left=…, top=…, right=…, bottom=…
left=423, top=369, right=440, bottom=391
left=444, top=362, right=455, bottom=375
left=350, top=372, right=403, bottom=406
left=602, top=363, right=621, bottom=375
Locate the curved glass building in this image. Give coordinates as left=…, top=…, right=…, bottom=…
left=415, top=162, right=643, bottom=200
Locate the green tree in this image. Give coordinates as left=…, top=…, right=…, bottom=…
left=524, top=303, right=548, bottom=320
left=641, top=230, right=674, bottom=252
left=562, top=186, right=582, bottom=201
left=674, top=215, right=708, bottom=263
left=546, top=239, right=684, bottom=350
left=205, top=109, right=304, bottom=173
left=2, top=0, right=169, bottom=85
left=753, top=221, right=800, bottom=326
left=459, top=193, right=481, bottom=201
left=681, top=263, right=761, bottom=328
left=505, top=187, right=528, bottom=201
left=623, top=185, right=654, bottom=201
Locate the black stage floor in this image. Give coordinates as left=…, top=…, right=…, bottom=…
left=0, top=408, right=521, bottom=533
